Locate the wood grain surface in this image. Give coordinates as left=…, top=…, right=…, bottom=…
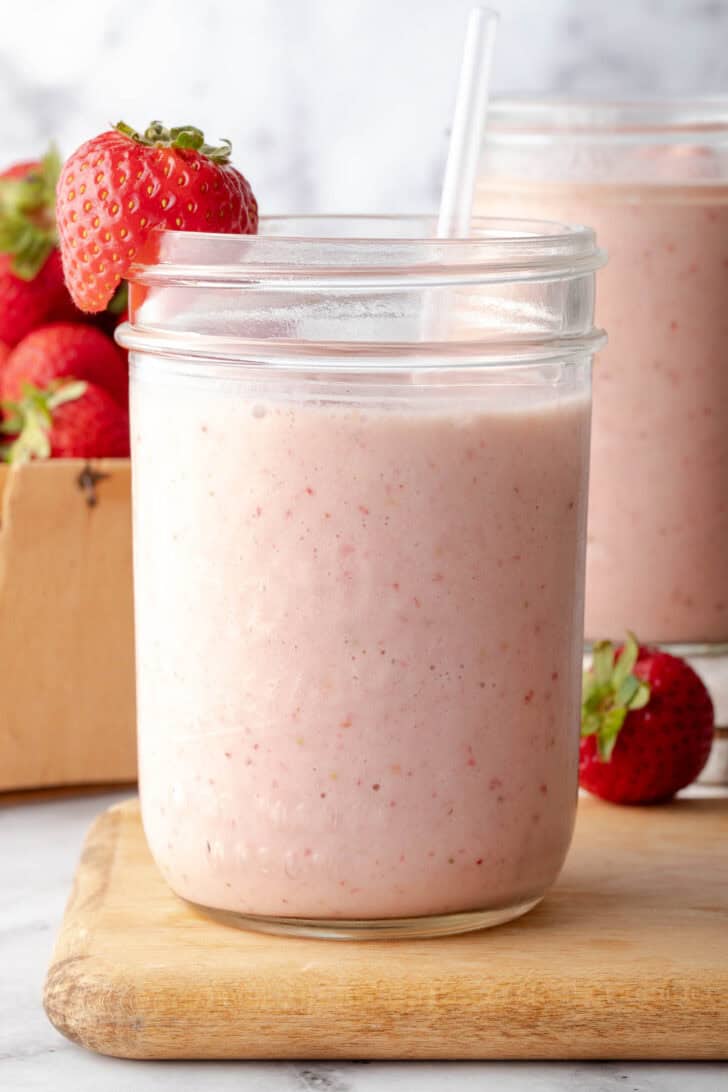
left=0, top=460, right=137, bottom=791
left=43, top=795, right=728, bottom=1060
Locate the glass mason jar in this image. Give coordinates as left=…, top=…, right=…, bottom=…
left=478, top=99, right=728, bottom=654
left=118, top=215, right=604, bottom=939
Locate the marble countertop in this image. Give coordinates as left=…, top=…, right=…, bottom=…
left=1, top=789, right=726, bottom=1091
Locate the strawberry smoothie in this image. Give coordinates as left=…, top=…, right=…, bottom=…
left=131, top=372, right=590, bottom=923
left=122, top=217, right=603, bottom=934
left=479, top=103, right=728, bottom=646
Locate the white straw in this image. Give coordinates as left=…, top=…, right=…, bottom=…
left=437, top=6, right=499, bottom=238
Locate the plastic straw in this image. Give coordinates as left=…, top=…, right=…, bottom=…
left=437, top=6, right=499, bottom=238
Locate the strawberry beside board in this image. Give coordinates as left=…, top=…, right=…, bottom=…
left=581, top=634, right=715, bottom=803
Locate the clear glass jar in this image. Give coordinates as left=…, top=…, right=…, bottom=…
left=118, top=215, right=604, bottom=939
left=479, top=99, right=728, bottom=657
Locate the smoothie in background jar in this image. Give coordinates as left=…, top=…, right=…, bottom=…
left=478, top=100, right=728, bottom=649
left=119, top=216, right=604, bottom=938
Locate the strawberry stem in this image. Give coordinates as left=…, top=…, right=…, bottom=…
left=581, top=632, right=651, bottom=761
left=113, top=121, right=233, bottom=164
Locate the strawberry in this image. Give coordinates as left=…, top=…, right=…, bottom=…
left=1, top=161, right=40, bottom=181
left=1, top=379, right=129, bottom=462
left=0, top=339, right=10, bottom=368
left=0, top=248, right=68, bottom=347
left=0, top=151, right=73, bottom=344
left=580, top=634, right=714, bottom=804
left=56, top=121, right=258, bottom=313
left=1, top=322, right=128, bottom=408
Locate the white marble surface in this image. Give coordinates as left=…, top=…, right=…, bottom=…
left=1, top=0, right=728, bottom=215
left=1, top=790, right=726, bottom=1090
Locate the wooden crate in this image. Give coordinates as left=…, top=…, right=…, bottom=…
left=0, top=460, right=136, bottom=790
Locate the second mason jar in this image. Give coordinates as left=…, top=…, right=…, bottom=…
left=479, top=99, right=728, bottom=653
left=118, top=216, right=604, bottom=938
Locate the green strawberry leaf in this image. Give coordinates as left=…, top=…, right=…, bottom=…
left=0, top=144, right=60, bottom=279
left=592, top=641, right=615, bottom=686
left=169, top=126, right=206, bottom=151
left=612, top=631, right=639, bottom=689
left=582, top=636, right=652, bottom=762
left=597, top=707, right=629, bottom=761
left=114, top=120, right=233, bottom=164
left=615, top=674, right=640, bottom=707
left=107, top=280, right=128, bottom=316
left=48, top=380, right=87, bottom=409
left=1, top=379, right=86, bottom=464
left=629, top=682, right=650, bottom=711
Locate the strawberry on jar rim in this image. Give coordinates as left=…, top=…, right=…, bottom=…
left=580, top=633, right=714, bottom=804
left=56, top=121, right=258, bottom=313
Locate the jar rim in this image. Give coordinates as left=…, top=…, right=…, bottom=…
left=488, top=96, right=728, bottom=135
left=119, top=215, right=605, bottom=372
left=116, top=327, right=607, bottom=371
left=125, top=214, right=604, bottom=288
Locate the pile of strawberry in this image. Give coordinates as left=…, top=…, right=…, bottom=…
left=0, top=149, right=130, bottom=459
left=0, top=121, right=257, bottom=462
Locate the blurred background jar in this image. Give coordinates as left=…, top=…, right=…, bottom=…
left=478, top=99, right=728, bottom=779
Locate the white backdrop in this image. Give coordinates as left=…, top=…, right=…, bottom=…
left=2, top=0, right=727, bottom=213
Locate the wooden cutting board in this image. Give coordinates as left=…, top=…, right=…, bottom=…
left=44, top=795, right=728, bottom=1060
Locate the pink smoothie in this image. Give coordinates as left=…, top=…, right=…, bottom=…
left=478, top=179, right=728, bottom=644
left=131, top=372, right=590, bottom=920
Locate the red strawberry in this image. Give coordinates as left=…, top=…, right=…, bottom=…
left=0, top=249, right=68, bottom=346
left=1, top=322, right=128, bottom=408
left=1, top=161, right=42, bottom=182
left=0, top=151, right=74, bottom=344
left=0, top=339, right=10, bottom=368
left=1, top=379, right=129, bottom=461
left=580, top=634, right=714, bottom=804
left=56, top=121, right=258, bottom=312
